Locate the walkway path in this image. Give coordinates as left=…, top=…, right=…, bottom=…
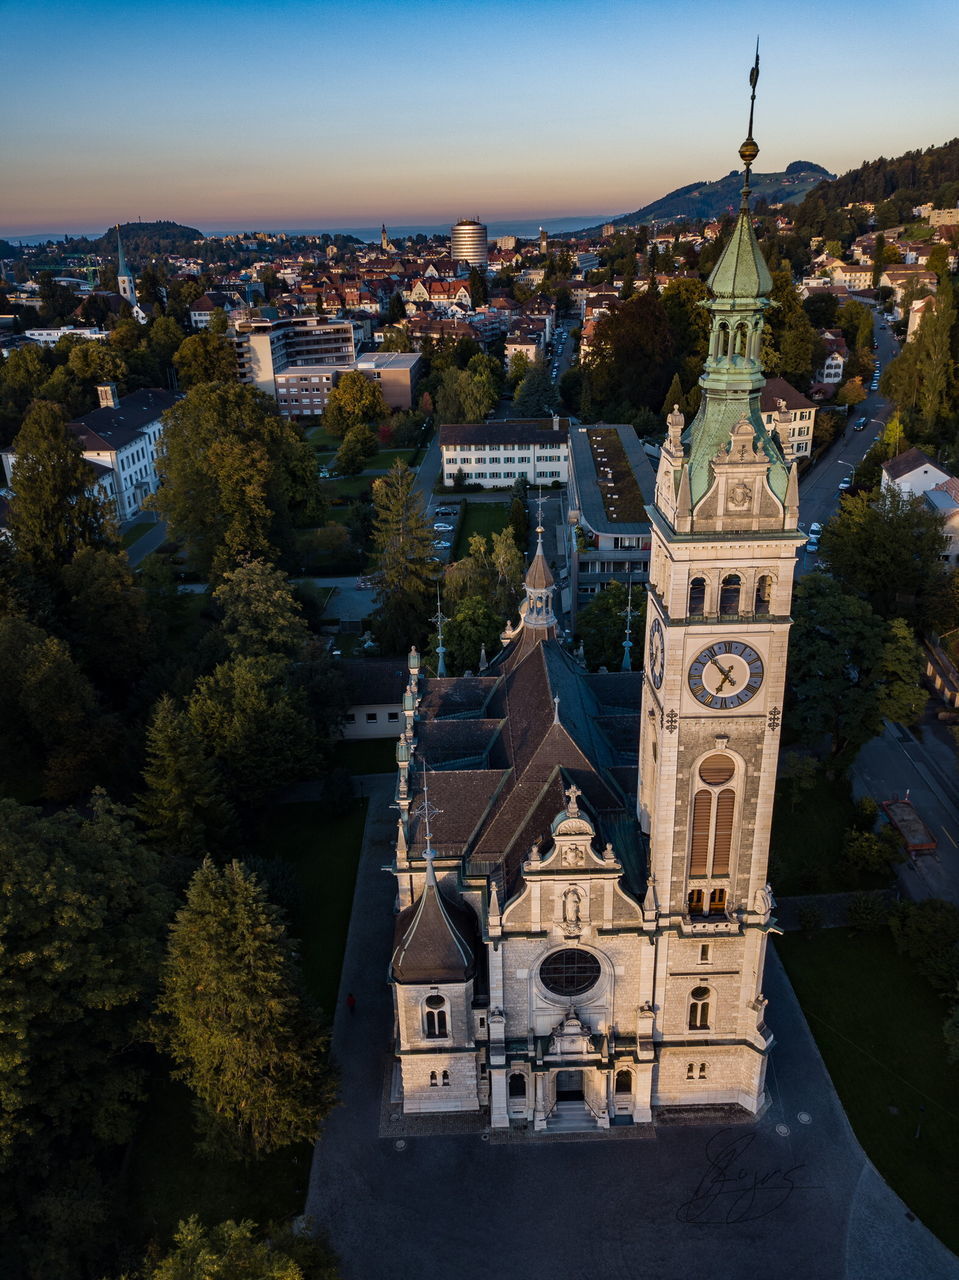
left=305, top=778, right=958, bottom=1280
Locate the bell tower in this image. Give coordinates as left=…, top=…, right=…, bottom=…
left=638, top=47, right=803, bottom=1114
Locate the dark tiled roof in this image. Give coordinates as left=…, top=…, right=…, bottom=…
left=882, top=446, right=942, bottom=482
left=340, top=657, right=408, bottom=705
left=759, top=377, right=816, bottom=413
left=439, top=419, right=570, bottom=447
left=416, top=677, right=497, bottom=718
left=416, top=719, right=502, bottom=766
left=391, top=868, right=477, bottom=984
left=69, top=389, right=179, bottom=452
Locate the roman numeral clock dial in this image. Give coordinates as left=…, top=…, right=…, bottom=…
left=688, top=641, right=764, bottom=709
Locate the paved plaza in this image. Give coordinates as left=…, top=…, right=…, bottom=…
left=305, top=776, right=958, bottom=1280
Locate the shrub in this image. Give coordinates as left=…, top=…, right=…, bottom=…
left=847, top=892, right=891, bottom=933
left=889, top=899, right=959, bottom=995
left=854, top=795, right=879, bottom=832
left=842, top=828, right=903, bottom=875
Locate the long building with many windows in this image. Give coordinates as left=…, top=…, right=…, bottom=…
left=439, top=419, right=570, bottom=488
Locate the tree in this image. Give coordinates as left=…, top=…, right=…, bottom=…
left=140, top=693, right=235, bottom=864
left=379, top=324, right=412, bottom=352
left=576, top=580, right=644, bottom=671
left=660, top=371, right=685, bottom=418
left=149, top=1216, right=339, bottom=1280
left=151, top=382, right=320, bottom=579
left=820, top=486, right=947, bottom=628
left=442, top=595, right=502, bottom=673
left=153, top=859, right=335, bottom=1156
left=333, top=424, right=377, bottom=476
left=0, top=794, right=169, bottom=1173
left=8, top=400, right=115, bottom=579
left=172, top=329, right=236, bottom=387
left=915, top=285, right=957, bottom=429
left=370, top=461, right=436, bottom=652
left=213, top=557, right=310, bottom=659
left=788, top=574, right=923, bottom=760
left=871, top=231, right=886, bottom=289
left=323, top=371, right=388, bottom=438
left=187, top=656, right=317, bottom=811
left=509, top=496, right=529, bottom=548
left=889, top=899, right=959, bottom=995
left=586, top=292, right=675, bottom=419
left=387, top=290, right=406, bottom=323
left=507, top=351, right=531, bottom=388
left=835, top=377, right=867, bottom=408
left=59, top=547, right=151, bottom=701
left=468, top=265, right=488, bottom=309
left=513, top=361, right=558, bottom=417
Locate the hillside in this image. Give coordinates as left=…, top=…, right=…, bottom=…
left=575, top=162, right=833, bottom=235
left=793, top=137, right=959, bottom=226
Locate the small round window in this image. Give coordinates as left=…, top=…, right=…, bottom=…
left=691, top=986, right=711, bottom=1001
left=425, top=994, right=445, bottom=1009
left=540, top=949, right=601, bottom=997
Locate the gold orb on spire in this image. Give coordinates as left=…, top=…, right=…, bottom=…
left=739, top=136, right=759, bottom=169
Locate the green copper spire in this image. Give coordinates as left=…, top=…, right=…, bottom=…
left=116, top=224, right=131, bottom=280
left=686, top=42, right=787, bottom=507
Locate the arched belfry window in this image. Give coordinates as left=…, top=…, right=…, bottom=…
left=689, top=986, right=711, bottom=1030
left=719, top=574, right=741, bottom=616
left=424, top=993, right=448, bottom=1038
left=688, top=577, right=706, bottom=616
left=688, top=755, right=737, bottom=889
left=755, top=574, right=773, bottom=615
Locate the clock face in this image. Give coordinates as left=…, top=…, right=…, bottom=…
left=648, top=617, right=665, bottom=689
left=688, top=640, right=764, bottom=709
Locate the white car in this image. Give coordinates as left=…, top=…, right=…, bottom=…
left=433, top=522, right=453, bottom=532
left=432, top=539, right=451, bottom=549
left=806, top=536, right=820, bottom=554
left=838, top=478, right=852, bottom=491
left=809, top=522, right=822, bottom=536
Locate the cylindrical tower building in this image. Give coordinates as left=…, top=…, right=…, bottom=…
left=451, top=218, right=488, bottom=269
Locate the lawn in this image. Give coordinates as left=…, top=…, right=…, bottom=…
left=776, top=928, right=959, bottom=1253
left=370, top=447, right=415, bottom=470
left=305, top=424, right=342, bottom=452
left=121, top=517, right=154, bottom=548
left=769, top=771, right=863, bottom=894
left=123, top=798, right=368, bottom=1252
left=320, top=474, right=374, bottom=502
left=453, top=500, right=510, bottom=558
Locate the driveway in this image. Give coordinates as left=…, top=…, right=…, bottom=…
left=305, top=777, right=958, bottom=1280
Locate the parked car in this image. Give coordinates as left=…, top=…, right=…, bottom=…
left=435, top=507, right=454, bottom=516
left=432, top=539, right=451, bottom=549
left=433, top=522, right=453, bottom=532
left=806, top=536, right=820, bottom=553
left=838, top=478, right=852, bottom=491
left=318, top=467, right=330, bottom=478
left=809, top=522, right=822, bottom=536
left=853, top=417, right=866, bottom=431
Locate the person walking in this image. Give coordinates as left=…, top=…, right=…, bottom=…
left=346, top=992, right=357, bottom=1016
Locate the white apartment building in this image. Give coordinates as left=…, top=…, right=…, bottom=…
left=2, top=385, right=178, bottom=521
left=232, top=314, right=357, bottom=396
left=758, top=377, right=817, bottom=458
left=439, top=419, right=570, bottom=489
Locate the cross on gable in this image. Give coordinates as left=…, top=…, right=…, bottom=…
left=564, top=783, right=582, bottom=815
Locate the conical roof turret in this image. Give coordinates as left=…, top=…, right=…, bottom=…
left=391, top=852, right=476, bottom=984
left=525, top=523, right=553, bottom=591
left=706, top=207, right=773, bottom=301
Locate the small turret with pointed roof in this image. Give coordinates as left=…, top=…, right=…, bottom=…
left=522, top=498, right=556, bottom=631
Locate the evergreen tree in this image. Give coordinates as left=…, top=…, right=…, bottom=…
left=512, top=362, right=558, bottom=417
left=915, top=285, right=957, bottom=430
left=8, top=400, right=115, bottom=580
left=154, top=859, right=335, bottom=1156
left=661, top=372, right=685, bottom=419
left=140, top=693, right=235, bottom=863
left=370, top=461, right=436, bottom=652
left=149, top=1215, right=339, bottom=1280
left=0, top=794, right=169, bottom=1175
left=59, top=546, right=152, bottom=702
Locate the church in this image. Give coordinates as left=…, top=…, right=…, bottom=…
left=388, top=90, right=803, bottom=1131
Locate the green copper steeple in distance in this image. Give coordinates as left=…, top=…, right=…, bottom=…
left=116, top=224, right=137, bottom=306
left=685, top=43, right=787, bottom=507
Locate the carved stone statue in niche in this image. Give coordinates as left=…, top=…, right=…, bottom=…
left=562, top=886, right=582, bottom=926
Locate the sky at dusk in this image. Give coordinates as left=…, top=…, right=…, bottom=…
left=3, top=0, right=959, bottom=238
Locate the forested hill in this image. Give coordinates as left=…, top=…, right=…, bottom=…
left=576, top=162, right=833, bottom=234
left=62, top=221, right=204, bottom=258
left=794, top=137, right=959, bottom=223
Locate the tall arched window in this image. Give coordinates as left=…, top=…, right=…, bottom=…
left=429, top=1071, right=438, bottom=1087
left=441, top=1070, right=450, bottom=1087
left=712, top=790, right=735, bottom=876
left=719, top=574, right=741, bottom=616
left=508, top=1073, right=527, bottom=1098
left=688, top=577, right=706, bottom=616
left=689, top=790, right=711, bottom=876
left=424, top=994, right=448, bottom=1038
left=686, top=1062, right=695, bottom=1080
left=755, top=574, right=773, bottom=615
left=689, top=987, right=711, bottom=1030
left=615, top=1070, right=632, bottom=1094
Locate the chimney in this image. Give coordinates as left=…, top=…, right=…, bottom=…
left=97, top=383, right=120, bottom=410
left=552, top=414, right=560, bottom=432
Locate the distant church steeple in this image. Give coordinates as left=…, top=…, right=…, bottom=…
left=116, top=225, right=137, bottom=307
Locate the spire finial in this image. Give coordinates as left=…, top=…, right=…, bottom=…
left=621, top=577, right=634, bottom=672
left=431, top=585, right=448, bottom=677
left=739, top=39, right=761, bottom=204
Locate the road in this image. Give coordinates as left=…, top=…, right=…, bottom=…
left=796, top=311, right=900, bottom=574
left=852, top=706, right=959, bottom=906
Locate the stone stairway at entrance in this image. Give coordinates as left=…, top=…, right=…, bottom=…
left=546, top=1101, right=599, bottom=1132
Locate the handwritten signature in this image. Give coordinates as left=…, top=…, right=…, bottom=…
left=676, top=1128, right=818, bottom=1224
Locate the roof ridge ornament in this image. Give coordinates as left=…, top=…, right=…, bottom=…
left=739, top=39, right=761, bottom=208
